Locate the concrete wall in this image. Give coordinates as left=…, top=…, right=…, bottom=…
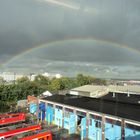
left=69, top=90, right=79, bottom=95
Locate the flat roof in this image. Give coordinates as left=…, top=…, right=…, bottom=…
left=42, top=94, right=140, bottom=122
left=71, top=85, right=107, bottom=93
left=70, top=85, right=140, bottom=98
left=101, top=92, right=140, bottom=105
left=109, top=85, right=140, bottom=94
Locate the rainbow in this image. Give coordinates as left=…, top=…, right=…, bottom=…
left=2, top=37, right=140, bottom=67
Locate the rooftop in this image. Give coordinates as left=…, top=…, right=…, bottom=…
left=71, top=85, right=107, bottom=93
left=42, top=94, right=140, bottom=122
left=108, top=85, right=140, bottom=94
left=101, top=92, right=140, bottom=105
left=70, top=85, right=140, bottom=96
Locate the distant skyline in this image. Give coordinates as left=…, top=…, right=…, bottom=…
left=0, top=0, right=140, bottom=79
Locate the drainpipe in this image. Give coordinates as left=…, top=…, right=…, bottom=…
left=102, top=115, right=105, bottom=140
left=86, top=112, right=89, bottom=139
left=121, top=119, right=125, bottom=140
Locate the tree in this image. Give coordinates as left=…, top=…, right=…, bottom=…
left=16, top=76, right=30, bottom=84
left=0, top=73, right=107, bottom=113
left=60, top=77, right=78, bottom=90
left=0, top=76, right=4, bottom=85
left=34, top=75, right=50, bottom=85
left=49, top=78, right=61, bottom=92
left=76, top=74, right=93, bottom=86
left=76, top=74, right=107, bottom=86
left=93, top=78, right=107, bottom=85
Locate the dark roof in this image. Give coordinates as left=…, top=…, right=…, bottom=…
left=43, top=94, right=140, bottom=122
left=101, top=92, right=140, bottom=105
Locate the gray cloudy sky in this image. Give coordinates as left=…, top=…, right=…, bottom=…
left=0, top=0, right=140, bottom=78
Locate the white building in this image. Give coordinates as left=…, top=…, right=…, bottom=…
left=0, top=72, right=23, bottom=82
left=0, top=72, right=36, bottom=82
left=0, top=72, right=62, bottom=82
left=42, top=72, right=62, bottom=79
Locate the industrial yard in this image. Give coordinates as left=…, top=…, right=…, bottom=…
left=1, top=85, right=140, bottom=140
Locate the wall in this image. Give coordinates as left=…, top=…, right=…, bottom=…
left=46, top=105, right=54, bottom=123
left=69, top=91, right=79, bottom=95
left=38, top=100, right=140, bottom=140
left=105, top=122, right=121, bottom=140
left=64, top=111, right=77, bottom=134
left=38, top=102, right=46, bottom=120
left=125, top=126, right=140, bottom=140
left=30, top=103, right=37, bottom=114
left=54, top=106, right=63, bottom=127
left=88, top=118, right=102, bottom=140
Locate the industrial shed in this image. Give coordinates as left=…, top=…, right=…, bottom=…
left=37, top=93, right=140, bottom=140
left=69, top=85, right=140, bottom=98
left=69, top=85, right=108, bottom=98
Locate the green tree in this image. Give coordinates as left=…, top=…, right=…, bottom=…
left=49, top=78, right=61, bottom=92
left=34, top=75, right=50, bottom=85
left=76, top=74, right=93, bottom=86
left=0, top=76, right=4, bottom=84
left=76, top=74, right=106, bottom=86
left=92, top=78, right=107, bottom=85
left=16, top=76, right=30, bottom=84
left=59, top=77, right=78, bottom=90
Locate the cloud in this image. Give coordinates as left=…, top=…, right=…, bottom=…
left=37, top=0, right=79, bottom=10
left=0, top=0, right=140, bottom=78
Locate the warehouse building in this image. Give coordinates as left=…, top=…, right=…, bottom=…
left=69, top=85, right=108, bottom=98
left=108, top=85, right=140, bottom=94
left=70, top=85, right=140, bottom=98
left=37, top=91, right=140, bottom=140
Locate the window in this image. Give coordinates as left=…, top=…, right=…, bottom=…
left=95, top=121, right=101, bottom=128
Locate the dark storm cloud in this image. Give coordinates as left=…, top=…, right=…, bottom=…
left=0, top=0, right=140, bottom=78
left=0, top=0, right=67, bottom=56
left=31, top=42, right=140, bottom=65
